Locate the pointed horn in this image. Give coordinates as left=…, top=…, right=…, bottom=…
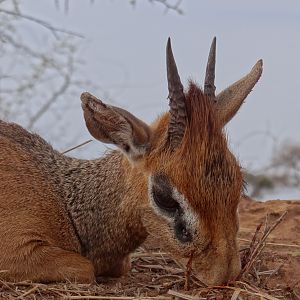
left=216, top=59, right=263, bottom=125
left=204, top=37, right=216, bottom=98
left=166, top=38, right=187, bottom=149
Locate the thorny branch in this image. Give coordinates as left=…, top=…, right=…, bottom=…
left=0, top=0, right=92, bottom=145
left=0, top=0, right=183, bottom=151
left=237, top=211, right=288, bottom=280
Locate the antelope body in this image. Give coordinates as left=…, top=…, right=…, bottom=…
left=0, top=38, right=262, bottom=285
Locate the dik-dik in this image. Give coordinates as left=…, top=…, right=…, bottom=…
left=0, top=38, right=262, bottom=285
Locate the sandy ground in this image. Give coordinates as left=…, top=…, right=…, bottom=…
left=238, top=197, right=300, bottom=297
left=0, top=197, right=299, bottom=299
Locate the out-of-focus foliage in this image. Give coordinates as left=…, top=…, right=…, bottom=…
left=245, top=142, right=300, bottom=198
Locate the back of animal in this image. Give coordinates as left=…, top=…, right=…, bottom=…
left=0, top=121, right=82, bottom=282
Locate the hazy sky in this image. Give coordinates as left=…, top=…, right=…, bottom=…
left=13, top=1, right=300, bottom=198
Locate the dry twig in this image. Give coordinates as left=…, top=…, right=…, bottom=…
left=62, top=139, right=93, bottom=154
left=237, top=211, right=288, bottom=279
left=184, top=249, right=195, bottom=291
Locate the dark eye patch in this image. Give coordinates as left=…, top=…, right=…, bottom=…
left=151, top=173, right=193, bottom=244
left=151, top=173, right=179, bottom=213
left=174, top=217, right=192, bottom=243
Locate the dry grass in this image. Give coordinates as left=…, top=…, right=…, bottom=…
left=0, top=212, right=297, bottom=300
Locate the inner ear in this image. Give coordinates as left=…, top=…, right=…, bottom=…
left=81, top=92, right=152, bottom=161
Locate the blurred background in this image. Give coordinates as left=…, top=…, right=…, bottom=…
left=0, top=0, right=299, bottom=200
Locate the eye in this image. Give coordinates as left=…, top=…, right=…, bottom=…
left=151, top=174, right=179, bottom=213
left=152, top=187, right=179, bottom=213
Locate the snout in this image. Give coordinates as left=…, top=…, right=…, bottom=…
left=193, top=245, right=241, bottom=285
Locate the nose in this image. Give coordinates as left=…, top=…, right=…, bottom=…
left=194, top=247, right=241, bottom=285
left=228, top=251, right=241, bottom=282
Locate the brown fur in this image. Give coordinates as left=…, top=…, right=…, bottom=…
left=0, top=79, right=251, bottom=285
left=141, top=84, right=242, bottom=284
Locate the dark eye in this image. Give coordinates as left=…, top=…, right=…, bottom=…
left=152, top=187, right=179, bottom=213
left=151, top=173, right=179, bottom=213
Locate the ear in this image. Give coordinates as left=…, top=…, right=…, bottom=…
left=81, top=92, right=151, bottom=161
left=216, top=59, right=263, bottom=125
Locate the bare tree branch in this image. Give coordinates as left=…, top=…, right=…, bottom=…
left=27, top=74, right=71, bottom=129
left=130, top=0, right=184, bottom=14
left=149, top=0, right=183, bottom=14
left=0, top=0, right=91, bottom=147
left=0, top=7, right=83, bottom=38
left=0, top=0, right=185, bottom=153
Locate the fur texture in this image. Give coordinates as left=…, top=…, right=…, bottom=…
left=0, top=83, right=240, bottom=285
left=0, top=38, right=263, bottom=284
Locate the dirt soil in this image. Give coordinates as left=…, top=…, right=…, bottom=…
left=238, top=197, right=300, bottom=298
left=0, top=197, right=299, bottom=299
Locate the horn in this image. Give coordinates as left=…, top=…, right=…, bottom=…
left=216, top=59, right=263, bottom=125
left=204, top=37, right=216, bottom=98
left=166, top=38, right=187, bottom=149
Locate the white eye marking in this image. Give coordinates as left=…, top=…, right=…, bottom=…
left=172, top=187, right=198, bottom=231
left=148, top=175, right=198, bottom=232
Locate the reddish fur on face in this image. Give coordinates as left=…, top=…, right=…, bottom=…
left=147, top=82, right=242, bottom=213
left=143, top=83, right=242, bottom=284
left=178, top=82, right=242, bottom=212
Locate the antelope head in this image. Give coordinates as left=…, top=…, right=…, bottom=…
left=81, top=37, right=262, bottom=285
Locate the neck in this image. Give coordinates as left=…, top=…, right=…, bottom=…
left=54, top=150, right=148, bottom=268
